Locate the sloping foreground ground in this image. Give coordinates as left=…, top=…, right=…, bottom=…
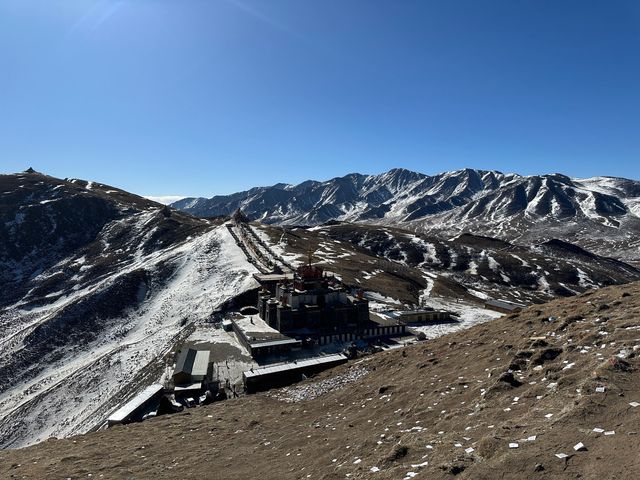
left=2, top=282, right=640, bottom=479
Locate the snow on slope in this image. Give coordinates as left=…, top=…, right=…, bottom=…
left=172, top=169, right=640, bottom=261
left=625, top=198, right=640, bottom=217
left=0, top=224, right=258, bottom=448
left=252, top=224, right=304, bottom=267
left=412, top=297, right=502, bottom=340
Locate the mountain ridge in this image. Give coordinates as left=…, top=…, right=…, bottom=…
left=171, top=168, right=640, bottom=261
left=0, top=171, right=258, bottom=448
left=1, top=169, right=639, bottom=451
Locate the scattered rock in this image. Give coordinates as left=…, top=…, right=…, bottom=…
left=607, top=357, right=632, bottom=372
left=530, top=338, right=549, bottom=348
left=439, top=463, right=466, bottom=475
left=498, top=372, right=523, bottom=388
left=386, top=445, right=409, bottom=462
left=268, top=367, right=368, bottom=402
left=532, top=347, right=563, bottom=366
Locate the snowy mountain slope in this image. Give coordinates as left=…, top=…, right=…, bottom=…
left=359, top=226, right=639, bottom=302
left=172, top=169, right=640, bottom=261
left=0, top=171, right=259, bottom=448
left=1, top=170, right=638, bottom=450
left=410, top=174, right=640, bottom=262
left=172, top=168, right=507, bottom=225
left=253, top=223, right=640, bottom=307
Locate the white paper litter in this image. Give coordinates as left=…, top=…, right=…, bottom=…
left=509, top=443, right=519, bottom=448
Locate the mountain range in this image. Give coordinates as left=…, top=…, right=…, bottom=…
left=1, top=168, right=639, bottom=449
left=172, top=168, right=640, bottom=262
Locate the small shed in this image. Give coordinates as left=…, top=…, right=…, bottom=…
left=394, top=309, right=451, bottom=324
left=107, top=384, right=164, bottom=427
left=222, top=319, right=233, bottom=332
left=484, top=299, right=526, bottom=313
left=173, top=348, right=211, bottom=386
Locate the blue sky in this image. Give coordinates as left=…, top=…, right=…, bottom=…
left=1, top=0, right=639, bottom=198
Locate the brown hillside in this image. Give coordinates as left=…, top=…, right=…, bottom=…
left=2, top=282, right=640, bottom=479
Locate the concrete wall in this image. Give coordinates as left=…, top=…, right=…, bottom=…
left=398, top=311, right=450, bottom=323
left=243, top=357, right=348, bottom=393
left=317, top=324, right=407, bottom=345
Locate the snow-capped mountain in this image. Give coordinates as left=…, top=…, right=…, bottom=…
left=172, top=168, right=640, bottom=261
left=1, top=169, right=638, bottom=449
left=0, top=171, right=258, bottom=448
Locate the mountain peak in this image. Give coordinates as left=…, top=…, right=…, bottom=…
left=386, top=167, right=414, bottom=174
left=170, top=168, right=640, bottom=261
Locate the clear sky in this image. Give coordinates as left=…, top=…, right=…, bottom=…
left=1, top=0, right=639, bottom=198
